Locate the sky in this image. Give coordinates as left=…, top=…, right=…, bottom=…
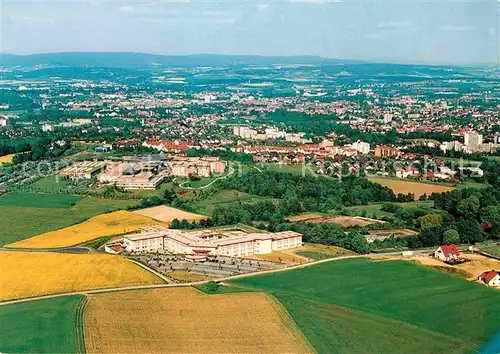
left=1, top=0, right=499, bottom=65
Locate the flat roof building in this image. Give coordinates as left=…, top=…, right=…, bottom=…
left=122, top=227, right=303, bottom=261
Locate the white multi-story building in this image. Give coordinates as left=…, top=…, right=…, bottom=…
left=233, top=126, right=257, bottom=139
left=351, top=140, right=370, bottom=154
left=464, top=131, right=483, bottom=152
left=122, top=227, right=303, bottom=261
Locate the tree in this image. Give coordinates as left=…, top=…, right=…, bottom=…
left=456, top=195, right=480, bottom=218
left=203, top=281, right=220, bottom=294
left=419, top=213, right=443, bottom=230
left=349, top=233, right=370, bottom=254
left=163, top=189, right=176, bottom=204
left=443, top=229, right=460, bottom=245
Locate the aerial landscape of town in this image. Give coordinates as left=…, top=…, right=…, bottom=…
left=1, top=0, right=499, bottom=353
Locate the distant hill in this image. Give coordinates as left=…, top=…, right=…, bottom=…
left=1, top=52, right=366, bottom=69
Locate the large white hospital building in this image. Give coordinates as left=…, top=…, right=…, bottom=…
left=123, top=227, right=303, bottom=261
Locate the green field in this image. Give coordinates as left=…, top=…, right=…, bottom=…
left=0, top=191, right=82, bottom=208
left=189, top=189, right=276, bottom=215
left=23, top=176, right=73, bottom=194
left=0, top=197, right=135, bottom=246
left=264, top=163, right=318, bottom=176
left=480, top=246, right=500, bottom=257
left=0, top=295, right=84, bottom=353
left=229, top=258, right=500, bottom=353
left=346, top=200, right=434, bottom=218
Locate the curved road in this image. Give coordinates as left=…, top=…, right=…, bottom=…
left=178, top=166, right=235, bottom=190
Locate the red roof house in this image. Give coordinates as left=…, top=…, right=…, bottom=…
left=477, top=270, right=500, bottom=287
left=434, top=244, right=461, bottom=262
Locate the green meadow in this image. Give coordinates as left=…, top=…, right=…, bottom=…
left=229, top=258, right=500, bottom=353
left=0, top=191, right=82, bottom=208
left=0, top=195, right=135, bottom=246
left=0, top=296, right=84, bottom=353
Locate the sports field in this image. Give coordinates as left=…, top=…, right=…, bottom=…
left=0, top=296, right=84, bottom=353
left=0, top=251, right=163, bottom=301
left=133, top=205, right=205, bottom=223
left=230, top=258, right=500, bottom=353
left=84, top=288, right=312, bottom=353
left=0, top=197, right=136, bottom=246
left=7, top=210, right=159, bottom=248
left=369, top=177, right=456, bottom=199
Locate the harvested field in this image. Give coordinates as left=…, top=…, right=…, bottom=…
left=246, top=249, right=308, bottom=264
left=84, top=288, right=313, bottom=353
left=6, top=210, right=160, bottom=249
left=133, top=205, right=205, bottom=223
left=0, top=251, right=163, bottom=301
left=0, top=153, right=14, bottom=164
left=294, top=243, right=356, bottom=260
left=369, top=177, right=455, bottom=199
left=287, top=213, right=384, bottom=227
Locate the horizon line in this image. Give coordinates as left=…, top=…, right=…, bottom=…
left=1, top=51, right=496, bottom=68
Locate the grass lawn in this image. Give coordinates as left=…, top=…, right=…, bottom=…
left=23, top=175, right=72, bottom=194
left=480, top=246, right=500, bottom=257
left=0, top=197, right=135, bottom=246
left=0, top=295, right=84, bottom=353
left=264, top=163, right=317, bottom=176
left=296, top=251, right=332, bottom=260
left=346, top=200, right=434, bottom=218
left=190, top=189, right=276, bottom=215
left=229, top=258, right=500, bottom=353
left=0, top=191, right=82, bottom=208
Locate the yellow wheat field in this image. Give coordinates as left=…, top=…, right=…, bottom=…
left=369, top=178, right=455, bottom=199
left=84, top=288, right=313, bottom=354
left=7, top=210, right=161, bottom=249
left=0, top=154, right=14, bottom=164
left=0, top=251, right=163, bottom=301
left=133, top=205, right=206, bottom=223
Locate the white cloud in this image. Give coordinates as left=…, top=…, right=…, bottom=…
left=118, top=6, right=135, bottom=13
left=378, top=21, right=412, bottom=29
left=256, top=4, right=269, bottom=11
left=441, top=25, right=475, bottom=32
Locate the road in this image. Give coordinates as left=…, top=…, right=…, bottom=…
left=0, top=249, right=417, bottom=307
left=178, top=165, right=235, bottom=190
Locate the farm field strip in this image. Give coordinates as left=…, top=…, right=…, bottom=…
left=6, top=210, right=160, bottom=249
left=0, top=197, right=136, bottom=246
left=0, top=251, right=163, bottom=301
left=368, top=177, right=456, bottom=199
left=133, top=205, right=206, bottom=222
left=84, top=288, right=313, bottom=353
left=0, top=295, right=84, bottom=354
left=0, top=191, right=82, bottom=208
